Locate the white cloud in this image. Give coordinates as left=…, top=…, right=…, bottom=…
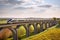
left=38, top=5, right=60, bottom=18
left=23, top=0, right=31, bottom=2
left=0, top=5, right=60, bottom=18
left=0, top=0, right=60, bottom=18
left=22, top=0, right=43, bottom=5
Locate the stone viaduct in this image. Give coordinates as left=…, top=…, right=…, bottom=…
left=0, top=19, right=58, bottom=40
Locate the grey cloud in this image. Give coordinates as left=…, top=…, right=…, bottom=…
left=0, top=0, right=24, bottom=5
left=14, top=6, right=33, bottom=10
left=7, top=0, right=24, bottom=5
left=14, top=5, right=52, bottom=10
left=14, top=7, right=27, bottom=10
left=0, top=0, right=24, bottom=9
left=38, top=5, right=52, bottom=8
left=0, top=4, right=12, bottom=8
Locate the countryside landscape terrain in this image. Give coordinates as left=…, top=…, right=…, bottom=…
left=0, top=18, right=60, bottom=40
left=0, top=0, right=60, bottom=40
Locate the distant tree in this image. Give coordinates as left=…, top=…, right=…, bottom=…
left=58, top=20, right=60, bottom=24
left=0, top=28, right=12, bottom=40
left=56, top=20, right=60, bottom=28
left=53, top=17, right=57, bottom=21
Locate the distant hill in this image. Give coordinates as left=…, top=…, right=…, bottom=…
left=0, top=18, right=54, bottom=20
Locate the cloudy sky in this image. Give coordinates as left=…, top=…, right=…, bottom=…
left=0, top=0, right=60, bottom=18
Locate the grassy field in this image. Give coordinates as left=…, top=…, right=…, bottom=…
left=0, top=20, right=7, bottom=24
left=22, top=24, right=60, bottom=40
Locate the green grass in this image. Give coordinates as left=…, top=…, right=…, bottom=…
left=0, top=20, right=7, bottom=24
left=6, top=38, right=13, bottom=40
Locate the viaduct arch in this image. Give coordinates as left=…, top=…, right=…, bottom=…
left=0, top=20, right=58, bottom=40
